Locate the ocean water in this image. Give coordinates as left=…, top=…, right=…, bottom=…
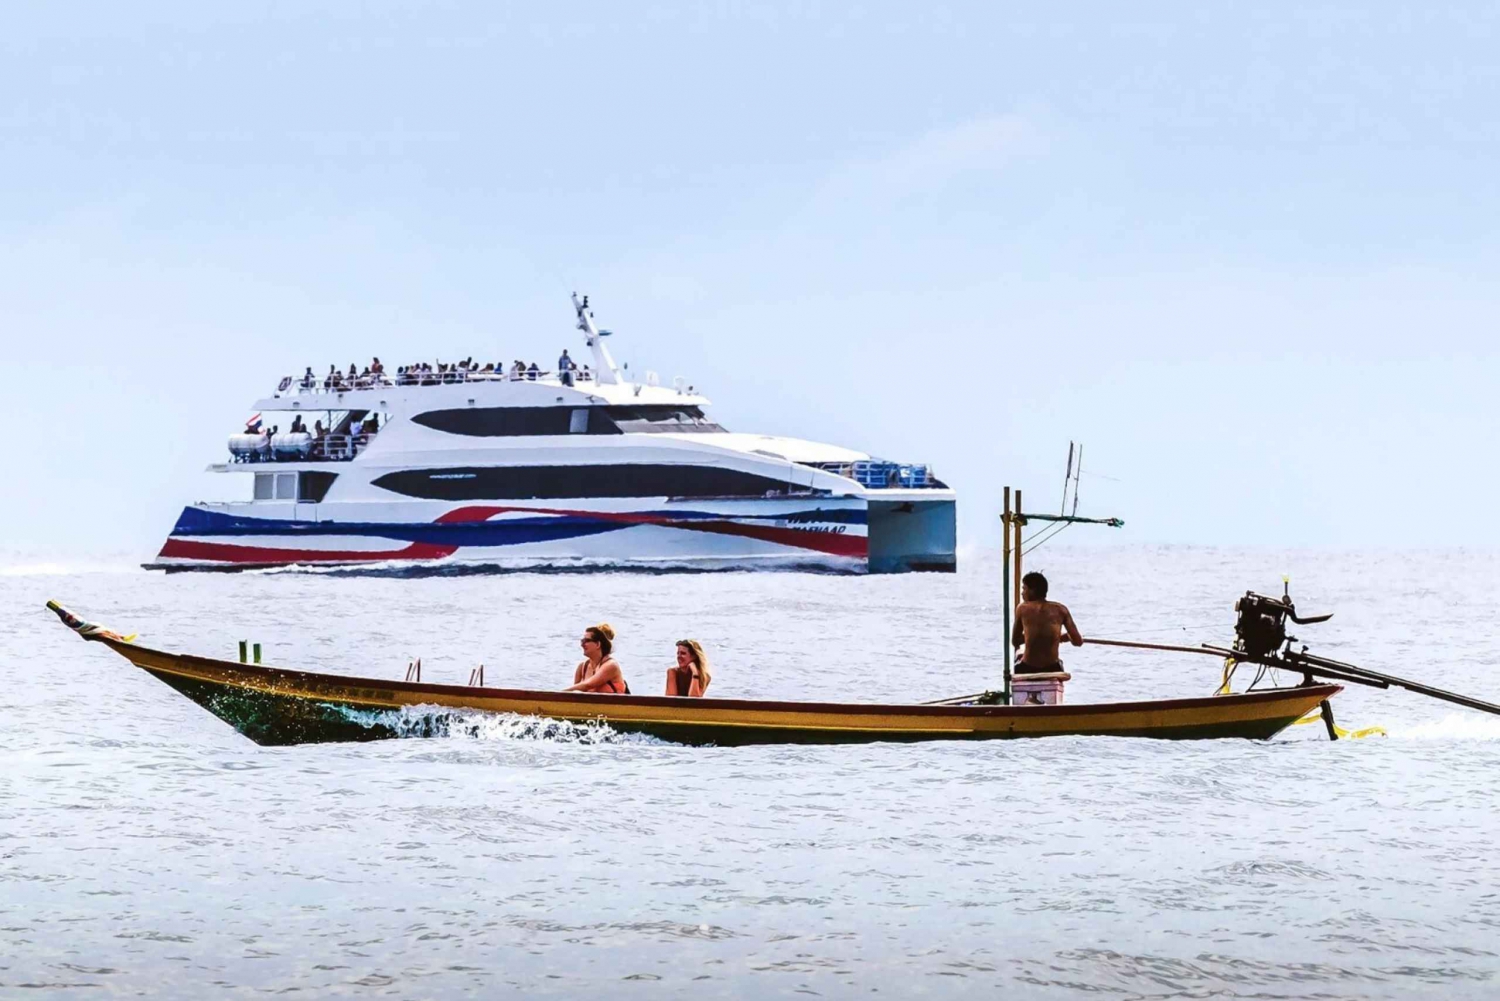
left=3, top=546, right=1499, bottom=999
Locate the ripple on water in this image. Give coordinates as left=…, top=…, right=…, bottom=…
left=6, top=549, right=1500, bottom=999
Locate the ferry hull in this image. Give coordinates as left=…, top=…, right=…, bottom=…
left=149, top=496, right=956, bottom=573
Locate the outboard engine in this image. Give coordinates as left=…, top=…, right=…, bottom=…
left=1232, top=583, right=1333, bottom=660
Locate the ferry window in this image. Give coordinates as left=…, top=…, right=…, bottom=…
left=409, top=406, right=722, bottom=436
left=254, top=473, right=274, bottom=500
left=413, top=407, right=613, bottom=437
left=372, top=464, right=822, bottom=500
left=275, top=473, right=297, bottom=500
left=606, top=406, right=727, bottom=433
left=298, top=471, right=338, bottom=503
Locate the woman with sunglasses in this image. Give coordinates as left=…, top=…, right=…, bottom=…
left=564, top=623, right=630, bottom=694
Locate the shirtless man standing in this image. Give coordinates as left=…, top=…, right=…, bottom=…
left=1011, top=571, right=1083, bottom=674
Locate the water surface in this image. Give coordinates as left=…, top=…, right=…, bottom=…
left=3, top=547, right=1498, bottom=998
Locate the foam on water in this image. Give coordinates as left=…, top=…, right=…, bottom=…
left=246, top=555, right=858, bottom=578
left=332, top=703, right=669, bottom=744
left=0, top=559, right=142, bottom=577
left=1388, top=711, right=1500, bottom=741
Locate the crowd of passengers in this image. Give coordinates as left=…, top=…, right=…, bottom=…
left=297, top=350, right=592, bottom=392
left=240, top=413, right=379, bottom=461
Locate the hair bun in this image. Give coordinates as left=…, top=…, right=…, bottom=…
left=594, top=622, right=615, bottom=641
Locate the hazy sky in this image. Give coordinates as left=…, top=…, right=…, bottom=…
left=5, top=2, right=1498, bottom=554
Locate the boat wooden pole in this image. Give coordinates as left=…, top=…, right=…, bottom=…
left=1084, top=637, right=1230, bottom=657
left=1013, top=489, right=1023, bottom=613
left=1001, top=487, right=1012, bottom=703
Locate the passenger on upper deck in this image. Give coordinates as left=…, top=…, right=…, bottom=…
left=527, top=362, right=540, bottom=381
left=1011, top=572, right=1083, bottom=675
left=665, top=640, right=712, bottom=697
left=558, top=349, right=575, bottom=386
left=300, top=367, right=315, bottom=391
left=565, top=624, right=630, bottom=694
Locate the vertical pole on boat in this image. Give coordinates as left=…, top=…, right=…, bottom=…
left=1013, top=489, right=1024, bottom=616
left=1319, top=698, right=1339, bottom=741
left=1002, top=487, right=1013, bottom=704
left=238, top=640, right=247, bottom=664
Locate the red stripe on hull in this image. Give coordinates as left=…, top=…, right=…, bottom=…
left=158, top=506, right=867, bottom=564
left=433, top=505, right=868, bottom=558
left=681, top=520, right=867, bottom=557
left=157, top=539, right=456, bottom=564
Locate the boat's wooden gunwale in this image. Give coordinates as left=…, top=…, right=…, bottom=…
left=107, top=639, right=1340, bottom=731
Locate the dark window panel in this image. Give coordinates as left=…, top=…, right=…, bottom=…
left=372, top=465, right=821, bottom=500
left=410, top=405, right=725, bottom=437
left=298, top=471, right=339, bottom=502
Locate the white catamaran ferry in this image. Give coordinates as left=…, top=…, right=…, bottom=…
left=150, top=296, right=957, bottom=573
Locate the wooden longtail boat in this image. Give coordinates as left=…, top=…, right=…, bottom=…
left=48, top=602, right=1340, bottom=747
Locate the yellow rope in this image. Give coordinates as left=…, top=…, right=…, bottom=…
left=1292, top=709, right=1386, bottom=739
left=1217, top=657, right=1235, bottom=695
left=1214, top=653, right=1383, bottom=738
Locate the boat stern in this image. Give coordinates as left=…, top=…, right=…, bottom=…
left=867, top=494, right=956, bottom=573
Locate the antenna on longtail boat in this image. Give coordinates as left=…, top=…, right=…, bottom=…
left=1001, top=452, right=1124, bottom=702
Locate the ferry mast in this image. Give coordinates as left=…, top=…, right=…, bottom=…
left=572, top=293, right=622, bottom=385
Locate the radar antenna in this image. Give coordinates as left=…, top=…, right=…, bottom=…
left=572, top=293, right=622, bottom=385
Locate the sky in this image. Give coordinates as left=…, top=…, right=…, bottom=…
left=3, top=1, right=1498, bottom=555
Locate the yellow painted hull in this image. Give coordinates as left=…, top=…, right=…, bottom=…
left=91, top=638, right=1342, bottom=746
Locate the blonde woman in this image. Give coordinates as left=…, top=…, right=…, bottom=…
left=565, top=623, right=630, bottom=694
left=665, top=639, right=712, bottom=697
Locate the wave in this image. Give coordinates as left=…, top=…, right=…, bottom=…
left=0, top=560, right=143, bottom=577
left=243, top=556, right=859, bottom=579
left=330, top=704, right=670, bottom=744
left=1387, top=713, right=1500, bottom=741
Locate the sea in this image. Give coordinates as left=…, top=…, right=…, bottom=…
left=3, top=546, right=1499, bottom=999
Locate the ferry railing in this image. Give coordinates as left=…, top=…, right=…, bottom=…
left=274, top=367, right=608, bottom=396
left=813, top=460, right=938, bottom=489
left=227, top=433, right=373, bottom=463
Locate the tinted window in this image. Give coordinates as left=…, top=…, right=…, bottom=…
left=413, top=407, right=619, bottom=437
left=609, top=406, right=726, bottom=434
left=372, top=465, right=820, bottom=500
left=298, top=471, right=339, bottom=502
left=411, top=405, right=724, bottom=436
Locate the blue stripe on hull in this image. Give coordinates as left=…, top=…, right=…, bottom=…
left=169, top=505, right=867, bottom=548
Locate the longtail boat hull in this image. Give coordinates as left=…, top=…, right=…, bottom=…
left=84, top=636, right=1342, bottom=747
